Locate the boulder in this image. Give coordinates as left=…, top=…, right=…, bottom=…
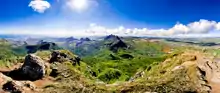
left=21, top=54, right=45, bottom=80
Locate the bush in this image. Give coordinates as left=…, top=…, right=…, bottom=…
left=98, top=68, right=128, bottom=84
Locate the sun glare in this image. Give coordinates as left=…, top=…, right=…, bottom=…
left=71, top=0, right=88, bottom=10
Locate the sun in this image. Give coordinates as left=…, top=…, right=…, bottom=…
left=71, top=0, right=88, bottom=10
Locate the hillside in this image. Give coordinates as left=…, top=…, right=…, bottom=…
left=0, top=37, right=219, bottom=93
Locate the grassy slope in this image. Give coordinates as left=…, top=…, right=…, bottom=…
left=82, top=39, right=168, bottom=83
left=0, top=38, right=214, bottom=93
left=41, top=48, right=205, bottom=93
left=0, top=40, right=26, bottom=67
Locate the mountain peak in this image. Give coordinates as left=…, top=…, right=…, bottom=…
left=104, top=34, right=121, bottom=41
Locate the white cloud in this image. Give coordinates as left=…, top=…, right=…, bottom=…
left=187, top=19, right=216, bottom=33
left=83, top=19, right=220, bottom=37
left=2, top=19, right=220, bottom=37
left=168, top=23, right=189, bottom=35
left=29, top=0, right=51, bottom=13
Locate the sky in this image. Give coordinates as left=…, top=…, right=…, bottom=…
left=1, top=0, right=220, bottom=37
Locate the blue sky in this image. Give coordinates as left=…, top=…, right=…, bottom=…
left=1, top=0, right=220, bottom=37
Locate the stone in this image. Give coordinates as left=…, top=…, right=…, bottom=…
left=21, top=54, right=45, bottom=80
left=2, top=81, right=23, bottom=93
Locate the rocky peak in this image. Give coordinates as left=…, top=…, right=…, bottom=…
left=109, top=39, right=128, bottom=52
left=80, top=37, right=91, bottom=42
left=104, top=34, right=121, bottom=41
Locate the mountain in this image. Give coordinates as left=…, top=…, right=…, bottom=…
left=1, top=36, right=220, bottom=92
left=0, top=37, right=217, bottom=93
left=26, top=41, right=61, bottom=53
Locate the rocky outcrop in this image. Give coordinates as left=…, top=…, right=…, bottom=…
left=3, top=81, right=23, bottom=93
left=50, top=51, right=81, bottom=66
left=50, top=51, right=68, bottom=63
left=0, top=73, right=36, bottom=93
left=196, top=57, right=220, bottom=93
left=103, top=35, right=129, bottom=52
left=110, top=40, right=128, bottom=52
left=21, top=54, right=46, bottom=80
left=171, top=52, right=220, bottom=92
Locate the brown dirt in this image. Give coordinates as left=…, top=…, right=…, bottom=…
left=0, top=63, right=22, bottom=72
left=33, top=77, right=55, bottom=88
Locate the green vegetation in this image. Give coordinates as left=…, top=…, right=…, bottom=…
left=0, top=40, right=25, bottom=67
left=97, top=68, right=128, bottom=83
left=1, top=37, right=217, bottom=93
left=82, top=39, right=167, bottom=83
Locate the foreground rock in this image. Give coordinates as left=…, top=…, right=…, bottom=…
left=197, top=57, right=220, bottom=93
left=0, top=73, right=36, bottom=93
left=3, top=81, right=23, bottom=93
left=21, top=54, right=46, bottom=80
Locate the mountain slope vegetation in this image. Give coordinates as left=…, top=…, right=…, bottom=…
left=0, top=36, right=219, bottom=93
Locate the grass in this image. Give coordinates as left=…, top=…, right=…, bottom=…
left=80, top=40, right=168, bottom=84
left=0, top=41, right=25, bottom=67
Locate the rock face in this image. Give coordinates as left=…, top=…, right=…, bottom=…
left=50, top=51, right=68, bottom=63
left=197, top=57, right=220, bottom=93
left=50, top=51, right=81, bottom=66
left=104, top=35, right=128, bottom=52
left=110, top=40, right=128, bottom=52
left=21, top=54, right=45, bottom=80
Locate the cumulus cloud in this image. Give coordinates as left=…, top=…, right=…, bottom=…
left=187, top=19, right=216, bottom=33
left=84, top=19, right=220, bottom=37
left=29, top=0, right=51, bottom=13
left=2, top=19, right=220, bottom=37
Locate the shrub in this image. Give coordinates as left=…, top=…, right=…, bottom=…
left=98, top=68, right=128, bottom=83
